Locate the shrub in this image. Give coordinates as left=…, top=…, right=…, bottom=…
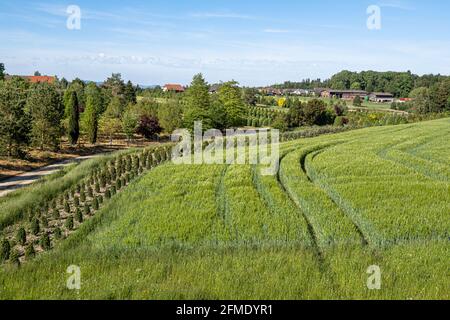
left=74, top=196, right=80, bottom=207
left=0, top=239, right=11, bottom=262
left=16, top=227, right=27, bottom=246
left=105, top=189, right=111, bottom=199
left=83, top=203, right=90, bottom=215
left=41, top=216, right=48, bottom=228
left=80, top=189, right=86, bottom=202
left=25, top=243, right=35, bottom=259
left=40, top=233, right=51, bottom=251
left=111, top=186, right=116, bottom=196
left=9, top=249, right=20, bottom=266
left=64, top=201, right=71, bottom=213
left=98, top=195, right=103, bottom=204
left=75, top=208, right=83, bottom=223
left=100, top=175, right=106, bottom=188
left=92, top=197, right=99, bottom=210
left=31, top=218, right=40, bottom=235
left=95, top=183, right=100, bottom=193
left=52, top=209, right=60, bottom=219
left=65, top=216, right=74, bottom=230
left=87, top=187, right=93, bottom=198
left=54, top=227, right=62, bottom=240
left=116, top=179, right=122, bottom=190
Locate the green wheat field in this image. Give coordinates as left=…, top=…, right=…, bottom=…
left=0, top=118, right=449, bottom=299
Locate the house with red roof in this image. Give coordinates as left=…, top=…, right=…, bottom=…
left=163, top=84, right=185, bottom=93
left=4, top=75, right=56, bottom=84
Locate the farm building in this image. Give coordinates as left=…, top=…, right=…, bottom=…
left=321, top=89, right=368, bottom=100
left=4, top=75, right=56, bottom=84
left=163, top=84, right=185, bottom=93
left=313, top=88, right=329, bottom=96
left=369, top=92, right=395, bottom=103
left=260, top=87, right=283, bottom=96
left=209, top=84, right=221, bottom=94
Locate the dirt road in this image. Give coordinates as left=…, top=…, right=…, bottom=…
left=0, top=155, right=98, bottom=197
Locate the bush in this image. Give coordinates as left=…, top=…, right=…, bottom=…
left=64, top=201, right=71, bottom=213
left=98, top=195, right=104, bottom=204
left=75, top=208, right=83, bottom=223
left=54, top=227, right=62, bottom=240
left=31, top=218, right=40, bottom=235
left=41, top=216, right=48, bottom=228
left=52, top=209, right=60, bottom=219
left=117, top=179, right=122, bottom=190
left=87, top=187, right=93, bottom=198
left=9, top=249, right=20, bottom=266
left=95, top=183, right=100, bottom=193
left=105, top=189, right=111, bottom=199
left=25, top=243, right=35, bottom=259
left=92, top=197, right=99, bottom=210
left=74, top=196, right=80, bottom=207
left=65, top=216, right=74, bottom=230
left=84, top=203, right=90, bottom=215
left=16, top=227, right=27, bottom=245
left=80, top=189, right=86, bottom=202
left=136, top=115, right=162, bottom=139
left=40, top=233, right=51, bottom=250
left=0, top=239, right=11, bottom=262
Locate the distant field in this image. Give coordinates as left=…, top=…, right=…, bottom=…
left=0, top=119, right=449, bottom=299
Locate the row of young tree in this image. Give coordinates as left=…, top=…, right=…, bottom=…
left=0, top=146, right=172, bottom=265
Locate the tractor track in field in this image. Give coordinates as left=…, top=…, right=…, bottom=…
left=304, top=148, right=369, bottom=247
left=275, top=148, right=325, bottom=264
left=376, top=132, right=449, bottom=183
left=215, top=165, right=231, bottom=238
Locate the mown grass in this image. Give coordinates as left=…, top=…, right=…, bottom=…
left=0, top=118, right=448, bottom=299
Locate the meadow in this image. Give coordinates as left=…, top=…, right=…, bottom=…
left=0, top=119, right=448, bottom=299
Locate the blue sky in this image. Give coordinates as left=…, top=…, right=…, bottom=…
left=1, top=0, right=450, bottom=86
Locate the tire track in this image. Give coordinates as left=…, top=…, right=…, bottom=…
left=304, top=148, right=369, bottom=246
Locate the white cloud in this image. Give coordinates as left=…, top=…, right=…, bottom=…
left=263, top=29, right=291, bottom=33
left=190, top=12, right=256, bottom=20
left=378, top=1, right=416, bottom=11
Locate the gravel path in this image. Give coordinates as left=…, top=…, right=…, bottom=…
left=0, top=155, right=99, bottom=197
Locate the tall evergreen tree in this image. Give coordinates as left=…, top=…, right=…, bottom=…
left=0, top=63, right=5, bottom=81
left=26, top=83, right=64, bottom=150
left=0, top=77, right=30, bottom=156
left=183, top=74, right=213, bottom=130
left=218, top=81, right=246, bottom=128
left=83, top=83, right=101, bottom=144
left=66, top=91, right=80, bottom=145
left=124, top=80, right=137, bottom=104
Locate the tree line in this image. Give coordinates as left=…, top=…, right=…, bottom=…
left=271, top=70, right=450, bottom=98
left=0, top=69, right=168, bottom=157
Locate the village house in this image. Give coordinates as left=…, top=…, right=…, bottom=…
left=163, top=84, right=185, bottom=93
left=208, top=84, right=221, bottom=94
left=369, top=92, right=395, bottom=103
